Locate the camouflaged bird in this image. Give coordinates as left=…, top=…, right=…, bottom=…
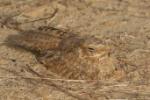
left=6, top=27, right=118, bottom=80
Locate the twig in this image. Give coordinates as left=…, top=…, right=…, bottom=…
left=19, top=8, right=58, bottom=24
left=26, top=66, right=88, bottom=100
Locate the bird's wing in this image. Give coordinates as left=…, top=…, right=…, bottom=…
left=6, top=30, right=62, bottom=53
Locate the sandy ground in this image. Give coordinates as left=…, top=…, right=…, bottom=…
left=0, top=0, right=150, bottom=100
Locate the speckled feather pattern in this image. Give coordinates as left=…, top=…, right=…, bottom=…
left=6, top=27, right=118, bottom=80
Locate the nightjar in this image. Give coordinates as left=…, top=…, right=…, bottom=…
left=6, top=26, right=118, bottom=80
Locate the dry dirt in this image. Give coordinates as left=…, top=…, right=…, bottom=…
left=0, top=0, right=150, bottom=100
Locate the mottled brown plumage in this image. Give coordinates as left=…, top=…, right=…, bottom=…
left=6, top=27, right=118, bottom=80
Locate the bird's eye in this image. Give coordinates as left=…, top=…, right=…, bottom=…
left=88, top=47, right=95, bottom=52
